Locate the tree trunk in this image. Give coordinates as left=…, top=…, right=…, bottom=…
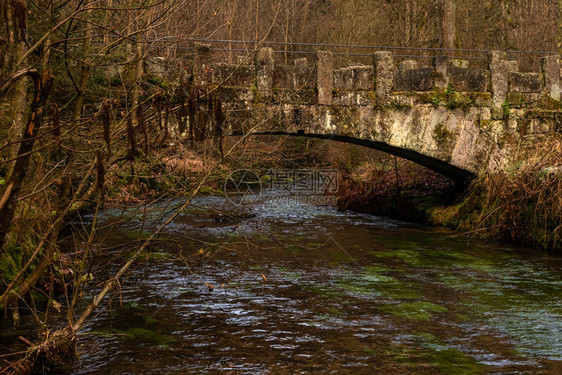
left=0, top=71, right=54, bottom=253
left=440, top=0, right=455, bottom=53
left=71, top=2, right=92, bottom=121
left=558, top=1, right=562, bottom=55
left=3, top=0, right=29, bottom=181
left=130, top=33, right=144, bottom=155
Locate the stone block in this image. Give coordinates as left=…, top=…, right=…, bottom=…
left=193, top=42, right=213, bottom=86
left=316, top=51, right=333, bottom=105
left=144, top=57, right=167, bottom=79
left=506, top=60, right=519, bottom=72
left=506, top=92, right=541, bottom=108
left=373, top=51, right=395, bottom=103
left=213, top=63, right=255, bottom=86
left=432, top=56, right=449, bottom=89
left=332, top=90, right=372, bottom=106
left=333, top=66, right=374, bottom=90
left=294, top=58, right=308, bottom=67
left=217, top=86, right=254, bottom=103
left=508, top=72, right=543, bottom=93
left=273, top=89, right=317, bottom=105
left=450, top=59, right=469, bottom=68
left=273, top=65, right=295, bottom=89
left=489, top=51, right=508, bottom=119
left=467, top=92, right=493, bottom=107
left=294, top=66, right=316, bottom=89
left=398, top=60, right=418, bottom=70
left=449, top=67, right=489, bottom=92
left=542, top=55, right=560, bottom=101
left=255, top=47, right=274, bottom=101
left=393, top=68, right=433, bottom=91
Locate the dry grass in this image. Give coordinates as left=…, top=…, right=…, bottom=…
left=449, top=134, right=562, bottom=251
left=336, top=157, right=456, bottom=221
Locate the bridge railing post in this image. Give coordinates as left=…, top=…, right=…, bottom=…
left=255, top=47, right=274, bottom=101
left=372, top=51, right=394, bottom=105
left=488, top=51, right=508, bottom=119
left=541, top=55, right=561, bottom=102
left=316, top=51, right=333, bottom=105
left=432, top=55, right=449, bottom=90
left=193, top=42, right=213, bottom=86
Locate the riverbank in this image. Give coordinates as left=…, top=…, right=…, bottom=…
left=334, top=133, right=562, bottom=253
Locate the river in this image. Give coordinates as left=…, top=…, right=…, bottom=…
left=2, top=192, right=561, bottom=374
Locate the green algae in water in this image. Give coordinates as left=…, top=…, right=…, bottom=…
left=465, top=258, right=496, bottom=273
left=122, top=229, right=152, bottom=240
left=275, top=268, right=344, bottom=298
left=125, top=328, right=175, bottom=347
left=327, top=249, right=356, bottom=262
left=361, top=347, right=379, bottom=355
left=363, top=272, right=396, bottom=284
left=438, top=268, right=562, bottom=360
left=277, top=269, right=301, bottom=280
left=91, top=328, right=176, bottom=348
left=369, top=251, right=397, bottom=258
left=125, top=250, right=168, bottom=260
left=393, top=248, right=475, bottom=268
left=380, top=301, right=448, bottom=321
left=412, top=331, right=485, bottom=374
left=284, top=244, right=305, bottom=254
left=336, top=281, right=381, bottom=296
left=121, top=301, right=144, bottom=311
left=363, top=332, right=485, bottom=374
left=301, top=280, right=345, bottom=298
left=327, top=307, right=344, bottom=316
left=336, top=267, right=421, bottom=300
left=374, top=237, right=421, bottom=250
left=143, top=315, right=159, bottom=324
left=306, top=242, right=324, bottom=248
left=365, top=265, right=392, bottom=274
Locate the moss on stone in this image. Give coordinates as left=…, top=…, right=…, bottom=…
left=433, top=122, right=452, bottom=144
left=250, top=84, right=261, bottom=102
left=537, top=94, right=561, bottom=110
left=372, top=99, right=412, bottom=111
left=416, top=91, right=438, bottom=105
left=475, top=119, right=491, bottom=129
left=448, top=92, right=474, bottom=110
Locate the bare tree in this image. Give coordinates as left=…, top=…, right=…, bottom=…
left=440, top=0, right=456, bottom=52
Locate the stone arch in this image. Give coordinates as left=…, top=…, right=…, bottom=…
left=252, top=132, right=476, bottom=187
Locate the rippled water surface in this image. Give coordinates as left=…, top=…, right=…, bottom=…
left=4, top=193, right=562, bottom=374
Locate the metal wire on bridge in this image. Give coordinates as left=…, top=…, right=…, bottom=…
left=106, top=34, right=558, bottom=60
left=187, top=37, right=558, bottom=56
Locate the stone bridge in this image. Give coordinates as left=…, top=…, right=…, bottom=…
left=150, top=43, right=562, bottom=185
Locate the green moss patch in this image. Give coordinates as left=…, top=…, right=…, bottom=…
left=336, top=268, right=421, bottom=300
left=412, top=331, right=484, bottom=374
left=94, top=328, right=175, bottom=348
left=379, top=301, right=448, bottom=321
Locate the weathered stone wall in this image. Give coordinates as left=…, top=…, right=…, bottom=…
left=150, top=43, right=561, bottom=180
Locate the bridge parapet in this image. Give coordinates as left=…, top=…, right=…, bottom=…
left=189, top=43, right=560, bottom=112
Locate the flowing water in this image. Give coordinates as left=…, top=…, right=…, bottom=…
left=2, top=192, right=562, bottom=374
